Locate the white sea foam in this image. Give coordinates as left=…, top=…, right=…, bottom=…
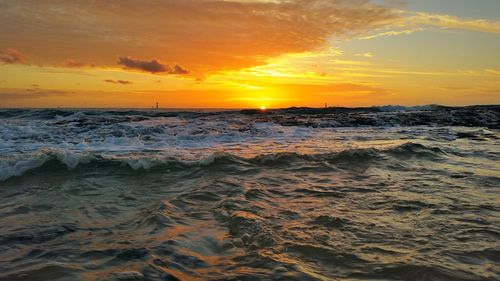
left=0, top=110, right=498, bottom=181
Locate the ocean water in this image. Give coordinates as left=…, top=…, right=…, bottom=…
left=0, top=109, right=499, bottom=281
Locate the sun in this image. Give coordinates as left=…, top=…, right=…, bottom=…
left=260, top=105, right=267, bottom=111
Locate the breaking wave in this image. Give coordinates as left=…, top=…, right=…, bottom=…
left=0, top=143, right=447, bottom=182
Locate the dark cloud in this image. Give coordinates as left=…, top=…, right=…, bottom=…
left=171, top=64, right=189, bottom=75
left=118, top=57, right=166, bottom=73
left=117, top=56, right=189, bottom=75
left=104, top=79, right=133, bottom=85
left=61, top=59, right=96, bottom=68
left=0, top=88, right=74, bottom=100
left=0, top=48, right=25, bottom=64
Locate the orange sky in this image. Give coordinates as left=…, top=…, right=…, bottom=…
left=0, top=0, right=499, bottom=108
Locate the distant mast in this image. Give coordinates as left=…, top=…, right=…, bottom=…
left=156, top=102, right=159, bottom=110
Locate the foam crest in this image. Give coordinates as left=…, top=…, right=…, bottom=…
left=0, top=142, right=448, bottom=182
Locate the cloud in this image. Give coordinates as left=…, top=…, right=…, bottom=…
left=104, top=79, right=133, bottom=85
left=353, top=11, right=500, bottom=41
left=117, top=56, right=188, bottom=75
left=277, top=82, right=388, bottom=96
left=0, top=48, right=25, bottom=64
left=0, top=88, right=74, bottom=100
left=118, top=57, right=166, bottom=73
left=360, top=28, right=424, bottom=40
left=227, top=97, right=300, bottom=102
left=171, top=65, right=189, bottom=75
left=355, top=52, right=374, bottom=58
left=1, top=1, right=498, bottom=79
left=60, top=59, right=96, bottom=68
left=0, top=0, right=397, bottom=74
left=406, top=12, right=500, bottom=34
left=485, top=69, right=500, bottom=76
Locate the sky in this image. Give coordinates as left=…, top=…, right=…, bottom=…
left=0, top=0, right=499, bottom=108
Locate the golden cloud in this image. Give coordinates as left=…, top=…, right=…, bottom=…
left=0, top=0, right=397, bottom=75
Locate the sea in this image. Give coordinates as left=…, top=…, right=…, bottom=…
left=0, top=108, right=499, bottom=281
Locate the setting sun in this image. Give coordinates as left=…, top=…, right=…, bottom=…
left=260, top=105, right=267, bottom=110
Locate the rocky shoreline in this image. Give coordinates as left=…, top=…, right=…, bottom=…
left=241, top=105, right=500, bottom=129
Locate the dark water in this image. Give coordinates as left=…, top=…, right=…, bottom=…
left=0, top=109, right=499, bottom=281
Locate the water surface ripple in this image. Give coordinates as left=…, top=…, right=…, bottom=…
left=0, top=109, right=499, bottom=281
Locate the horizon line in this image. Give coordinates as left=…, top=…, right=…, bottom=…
left=0, top=103, right=499, bottom=111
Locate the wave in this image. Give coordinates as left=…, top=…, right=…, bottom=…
left=0, top=109, right=202, bottom=120
left=0, top=143, right=445, bottom=182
